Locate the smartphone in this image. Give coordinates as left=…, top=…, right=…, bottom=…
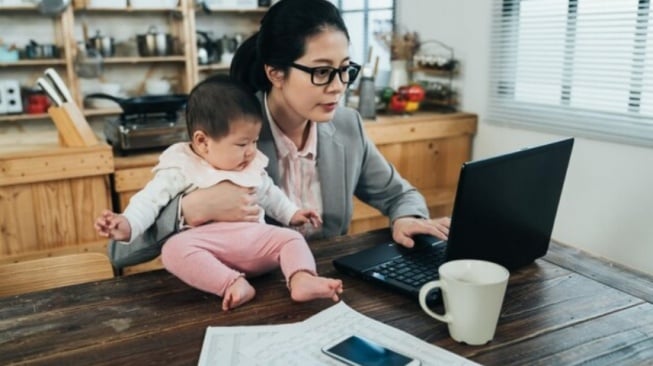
left=321, top=335, right=421, bottom=366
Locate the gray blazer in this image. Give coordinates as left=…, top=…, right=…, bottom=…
left=108, top=101, right=428, bottom=269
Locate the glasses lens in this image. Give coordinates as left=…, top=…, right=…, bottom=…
left=312, top=67, right=334, bottom=85
left=345, top=65, right=360, bottom=84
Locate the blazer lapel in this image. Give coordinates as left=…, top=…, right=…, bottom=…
left=317, top=122, right=347, bottom=237
left=256, top=92, right=280, bottom=182
left=259, top=116, right=279, bottom=182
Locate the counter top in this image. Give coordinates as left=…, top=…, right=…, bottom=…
left=113, top=112, right=477, bottom=169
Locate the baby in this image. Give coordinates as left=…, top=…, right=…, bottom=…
left=95, top=75, right=343, bottom=310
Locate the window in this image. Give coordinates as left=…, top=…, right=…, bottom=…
left=489, top=0, right=653, bottom=147
left=331, top=0, right=395, bottom=76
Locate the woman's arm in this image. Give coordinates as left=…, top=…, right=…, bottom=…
left=180, top=181, right=261, bottom=227
left=345, top=110, right=450, bottom=247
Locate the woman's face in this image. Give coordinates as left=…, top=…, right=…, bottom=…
left=270, top=28, right=352, bottom=124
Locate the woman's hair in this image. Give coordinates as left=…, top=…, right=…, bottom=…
left=185, top=74, right=262, bottom=140
left=230, top=0, right=350, bottom=93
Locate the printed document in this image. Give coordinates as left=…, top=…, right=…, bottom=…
left=198, top=301, right=478, bottom=366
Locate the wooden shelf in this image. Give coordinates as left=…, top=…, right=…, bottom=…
left=101, top=56, right=186, bottom=64
left=0, top=59, right=66, bottom=68
left=84, top=107, right=122, bottom=117
left=195, top=7, right=268, bottom=14
left=1, top=0, right=265, bottom=134
left=410, top=67, right=458, bottom=77
left=0, top=108, right=123, bottom=123
left=197, top=63, right=230, bottom=72
left=74, top=6, right=183, bottom=12
left=0, top=113, right=50, bottom=123
left=0, top=5, right=38, bottom=11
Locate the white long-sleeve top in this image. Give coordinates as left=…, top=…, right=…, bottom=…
left=122, top=142, right=299, bottom=243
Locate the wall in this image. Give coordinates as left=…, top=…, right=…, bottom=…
left=398, top=0, right=653, bottom=275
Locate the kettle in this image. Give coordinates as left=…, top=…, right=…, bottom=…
left=196, top=30, right=222, bottom=64
left=136, top=26, right=172, bottom=57
left=88, top=30, right=115, bottom=57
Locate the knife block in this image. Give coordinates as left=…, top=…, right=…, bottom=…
left=48, top=103, right=99, bottom=147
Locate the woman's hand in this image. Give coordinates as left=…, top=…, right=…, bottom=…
left=181, top=181, right=261, bottom=227
left=392, top=216, right=451, bottom=248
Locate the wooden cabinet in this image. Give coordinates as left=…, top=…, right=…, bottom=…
left=0, top=144, right=114, bottom=263
left=113, top=112, right=478, bottom=234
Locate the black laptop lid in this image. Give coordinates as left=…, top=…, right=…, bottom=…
left=446, top=138, right=574, bottom=270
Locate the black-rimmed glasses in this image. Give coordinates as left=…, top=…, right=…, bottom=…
left=290, top=62, right=361, bottom=86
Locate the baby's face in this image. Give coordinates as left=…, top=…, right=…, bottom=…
left=204, top=119, right=262, bottom=171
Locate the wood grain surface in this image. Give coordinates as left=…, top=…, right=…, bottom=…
left=1, top=229, right=651, bottom=365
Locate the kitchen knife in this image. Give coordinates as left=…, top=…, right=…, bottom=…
left=37, top=77, right=63, bottom=107
left=44, top=68, right=74, bottom=103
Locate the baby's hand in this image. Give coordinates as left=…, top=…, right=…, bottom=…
left=289, top=209, right=322, bottom=228
left=94, top=209, right=132, bottom=242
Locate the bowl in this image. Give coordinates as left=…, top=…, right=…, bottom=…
left=145, top=79, right=171, bottom=95
left=99, top=83, right=122, bottom=95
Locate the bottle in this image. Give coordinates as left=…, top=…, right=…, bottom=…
left=358, top=64, right=376, bottom=120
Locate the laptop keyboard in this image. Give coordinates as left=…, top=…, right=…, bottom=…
left=369, top=244, right=446, bottom=290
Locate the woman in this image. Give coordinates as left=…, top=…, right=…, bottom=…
left=109, top=0, right=450, bottom=269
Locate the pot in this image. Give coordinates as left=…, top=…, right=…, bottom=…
left=38, top=0, right=71, bottom=15
left=88, top=30, right=115, bottom=57
left=136, top=26, right=173, bottom=57
left=84, top=93, right=187, bottom=116
left=24, top=40, right=60, bottom=59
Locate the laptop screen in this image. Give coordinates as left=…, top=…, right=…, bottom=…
left=445, top=138, right=574, bottom=270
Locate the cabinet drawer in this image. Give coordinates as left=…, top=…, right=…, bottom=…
left=113, top=166, right=154, bottom=193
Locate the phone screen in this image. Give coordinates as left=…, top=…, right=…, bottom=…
left=322, top=335, right=418, bottom=366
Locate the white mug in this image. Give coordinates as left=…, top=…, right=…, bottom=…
left=418, top=259, right=509, bottom=345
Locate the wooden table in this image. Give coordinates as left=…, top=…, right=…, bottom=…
left=1, top=229, right=652, bottom=365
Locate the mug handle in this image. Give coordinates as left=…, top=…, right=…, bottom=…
left=418, top=281, right=452, bottom=323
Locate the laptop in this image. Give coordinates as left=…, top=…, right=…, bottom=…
left=333, top=138, right=574, bottom=303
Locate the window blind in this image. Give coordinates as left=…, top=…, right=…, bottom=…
left=488, top=0, right=653, bottom=147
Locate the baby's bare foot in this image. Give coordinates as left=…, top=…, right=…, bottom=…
left=222, top=277, right=256, bottom=311
left=289, top=271, right=343, bottom=302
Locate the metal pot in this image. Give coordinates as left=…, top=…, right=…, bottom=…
left=85, top=93, right=188, bottom=116
left=24, top=40, right=60, bottom=59
left=136, top=26, right=173, bottom=57
left=88, top=30, right=115, bottom=57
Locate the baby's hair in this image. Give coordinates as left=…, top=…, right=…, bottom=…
left=185, top=74, right=263, bottom=140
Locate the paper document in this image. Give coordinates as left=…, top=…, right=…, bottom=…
left=198, top=301, right=479, bottom=366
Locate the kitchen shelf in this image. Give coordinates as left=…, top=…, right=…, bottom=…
left=410, top=67, right=459, bottom=77
left=0, top=59, right=67, bottom=68
left=197, top=63, right=230, bottom=72
left=195, top=7, right=268, bottom=14
left=84, top=107, right=122, bottom=117
left=1, top=0, right=265, bottom=126
left=74, top=6, right=183, bottom=13
left=0, top=113, right=50, bottom=122
left=0, top=108, right=124, bottom=123
left=0, top=5, right=38, bottom=11
left=101, top=56, right=187, bottom=64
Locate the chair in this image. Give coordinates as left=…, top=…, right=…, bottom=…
left=0, top=253, right=115, bottom=297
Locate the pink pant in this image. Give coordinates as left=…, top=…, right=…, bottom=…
left=161, top=222, right=316, bottom=297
